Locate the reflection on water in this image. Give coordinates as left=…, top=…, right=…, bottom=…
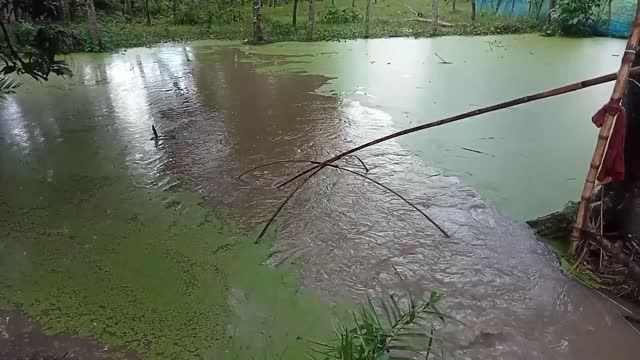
left=1, top=38, right=640, bottom=359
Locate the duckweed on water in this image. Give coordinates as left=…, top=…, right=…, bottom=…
left=0, top=179, right=339, bottom=358
left=0, top=83, right=340, bottom=359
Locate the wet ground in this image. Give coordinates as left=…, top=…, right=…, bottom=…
left=1, top=36, right=640, bottom=359
left=0, top=310, right=140, bottom=359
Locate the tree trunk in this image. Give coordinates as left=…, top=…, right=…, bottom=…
left=292, top=0, right=298, bottom=25
left=172, top=0, right=177, bottom=24
left=145, top=0, right=151, bottom=25
left=452, top=0, right=456, bottom=10
left=205, top=0, right=211, bottom=24
left=365, top=0, right=371, bottom=38
left=549, top=0, right=556, bottom=10
left=61, top=0, right=71, bottom=24
left=431, top=0, right=438, bottom=34
left=332, top=0, right=335, bottom=6
left=352, top=0, right=355, bottom=7
left=471, top=0, right=476, bottom=21
left=305, top=0, right=315, bottom=41
left=253, top=0, right=265, bottom=42
left=124, top=0, right=133, bottom=22
left=85, top=0, right=101, bottom=48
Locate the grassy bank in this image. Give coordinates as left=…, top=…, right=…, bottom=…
left=86, top=0, right=540, bottom=49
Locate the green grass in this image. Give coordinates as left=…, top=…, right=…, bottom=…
left=89, top=0, right=541, bottom=49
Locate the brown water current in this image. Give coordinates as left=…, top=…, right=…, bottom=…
left=2, top=36, right=640, bottom=359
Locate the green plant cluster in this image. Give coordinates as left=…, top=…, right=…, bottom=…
left=320, top=7, right=362, bottom=24
left=310, top=292, right=452, bottom=360
left=549, top=0, right=601, bottom=36
left=175, top=2, right=247, bottom=25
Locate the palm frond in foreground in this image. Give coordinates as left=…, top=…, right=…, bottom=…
left=309, top=291, right=452, bottom=360
left=0, top=77, right=21, bottom=99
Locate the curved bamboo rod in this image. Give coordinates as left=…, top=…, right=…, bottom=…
left=570, top=2, right=640, bottom=256
left=252, top=66, right=640, bottom=244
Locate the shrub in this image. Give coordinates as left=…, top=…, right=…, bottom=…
left=266, top=20, right=298, bottom=39
left=208, top=5, right=247, bottom=24
left=550, top=0, right=600, bottom=36
left=320, top=7, right=362, bottom=24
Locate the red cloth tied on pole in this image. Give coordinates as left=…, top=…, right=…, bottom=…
left=592, top=99, right=626, bottom=184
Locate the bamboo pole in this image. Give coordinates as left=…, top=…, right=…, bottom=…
left=277, top=66, right=640, bottom=190
left=570, top=2, right=640, bottom=256
left=255, top=66, right=640, bottom=242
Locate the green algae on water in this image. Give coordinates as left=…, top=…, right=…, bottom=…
left=0, top=75, right=340, bottom=360
left=0, top=181, right=339, bottom=359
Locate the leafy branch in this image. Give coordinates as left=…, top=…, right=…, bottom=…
left=0, top=76, right=20, bottom=98
left=309, top=291, right=454, bottom=360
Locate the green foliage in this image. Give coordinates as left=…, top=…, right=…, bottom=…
left=175, top=1, right=246, bottom=25
left=310, top=292, right=451, bottom=360
left=320, top=7, right=362, bottom=24
left=175, top=2, right=205, bottom=25
left=265, top=19, right=299, bottom=39
left=209, top=4, right=247, bottom=24
left=1, top=22, right=75, bottom=82
left=550, top=0, right=601, bottom=36
left=0, top=76, right=20, bottom=99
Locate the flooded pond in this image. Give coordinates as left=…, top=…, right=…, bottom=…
left=1, top=35, right=639, bottom=359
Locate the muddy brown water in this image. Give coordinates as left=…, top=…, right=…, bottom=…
left=2, top=38, right=640, bottom=359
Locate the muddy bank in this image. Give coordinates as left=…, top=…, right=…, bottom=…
left=0, top=310, right=139, bottom=359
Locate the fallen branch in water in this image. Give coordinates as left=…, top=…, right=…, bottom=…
left=241, top=159, right=448, bottom=242
left=253, top=66, right=640, bottom=242
left=434, top=52, right=453, bottom=64
left=461, top=147, right=494, bottom=157
left=407, top=18, right=455, bottom=27
left=404, top=3, right=454, bottom=26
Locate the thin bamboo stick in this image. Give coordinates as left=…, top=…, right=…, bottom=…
left=570, top=2, right=640, bottom=256
left=242, top=159, right=449, bottom=242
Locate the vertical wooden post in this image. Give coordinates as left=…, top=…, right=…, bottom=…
left=570, top=1, right=640, bottom=256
